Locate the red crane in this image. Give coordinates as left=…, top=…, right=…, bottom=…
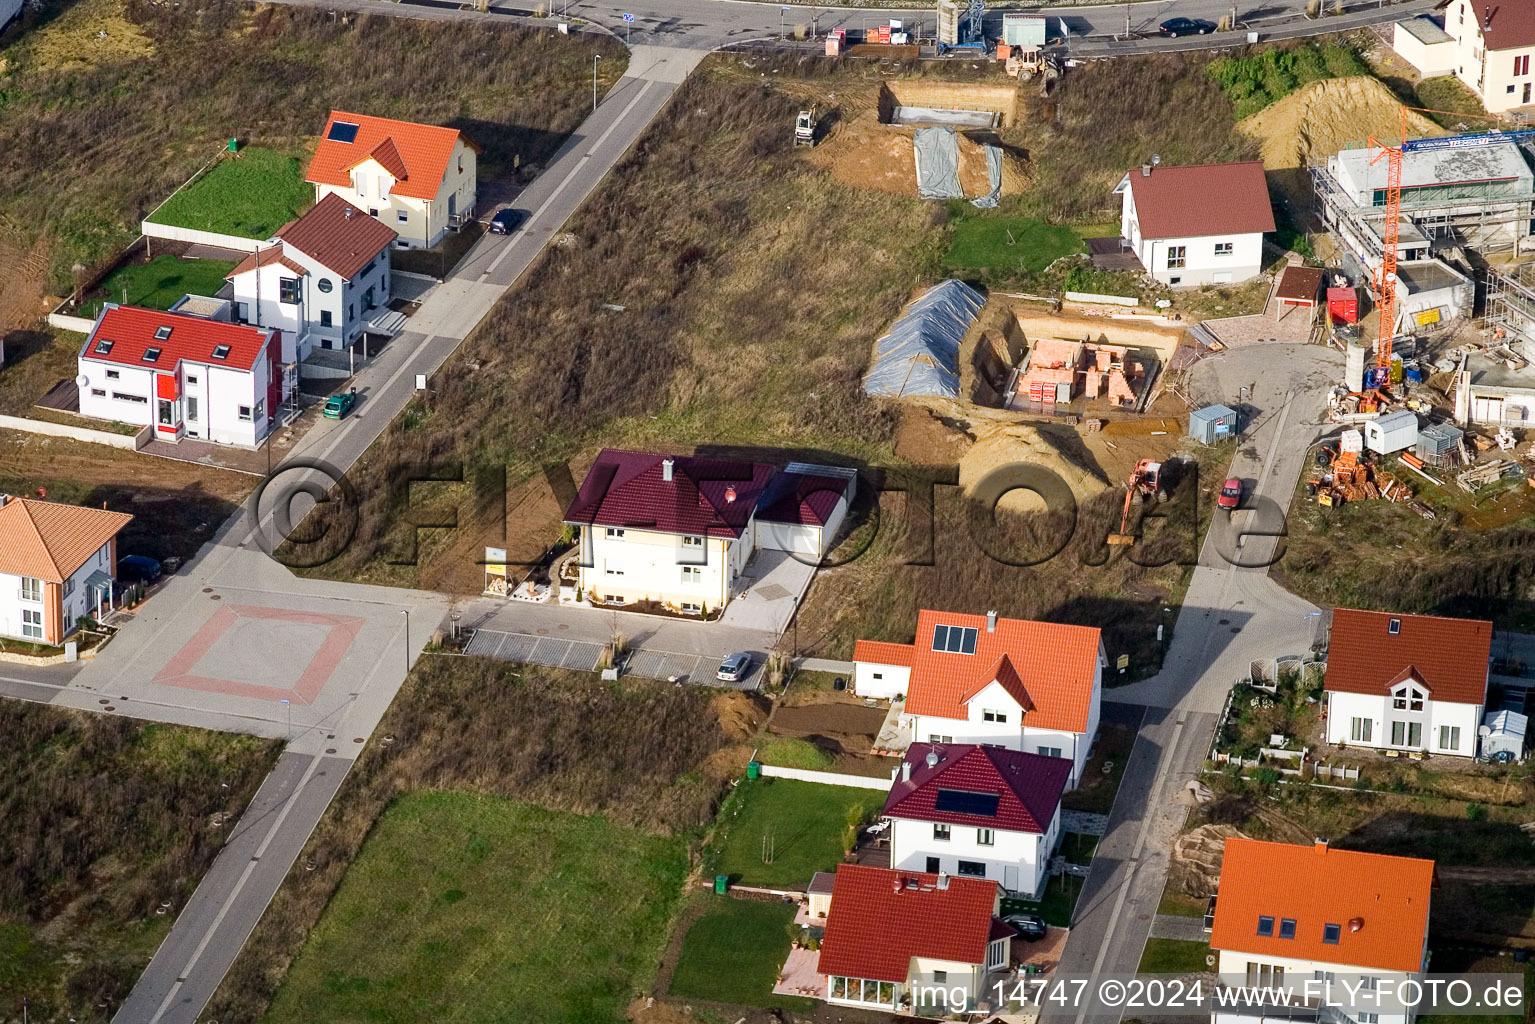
left=1366, top=108, right=1406, bottom=382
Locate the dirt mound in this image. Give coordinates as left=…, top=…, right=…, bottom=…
left=959, top=423, right=1110, bottom=514
left=1238, top=76, right=1443, bottom=202
left=712, top=691, right=766, bottom=742
left=1170, top=823, right=1247, bottom=898
left=810, top=117, right=1027, bottom=200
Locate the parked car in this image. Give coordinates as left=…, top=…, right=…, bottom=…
left=1003, top=913, right=1047, bottom=941
left=488, top=208, right=526, bottom=235
left=1217, top=478, right=1242, bottom=514
left=1159, top=16, right=1215, bottom=34
left=323, top=390, right=357, bottom=420
left=716, top=652, right=752, bottom=682
left=117, top=554, right=163, bottom=584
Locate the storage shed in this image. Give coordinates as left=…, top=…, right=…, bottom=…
left=1363, top=410, right=1419, bottom=454
left=1481, top=709, right=1528, bottom=762
left=1189, top=404, right=1237, bottom=444
left=1273, top=265, right=1325, bottom=323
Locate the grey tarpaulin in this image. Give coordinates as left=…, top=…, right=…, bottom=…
left=971, top=143, right=1003, bottom=209
left=863, top=279, right=987, bottom=398
left=914, top=127, right=963, bottom=199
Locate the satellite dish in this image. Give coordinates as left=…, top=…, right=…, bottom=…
left=1480, top=725, right=1493, bottom=737
left=75, top=374, right=89, bottom=387
left=1151, top=153, right=1162, bottom=166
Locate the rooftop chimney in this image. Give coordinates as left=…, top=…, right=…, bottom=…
left=902, top=759, right=912, bottom=782
left=1141, top=163, right=1152, bottom=178
left=986, top=609, right=998, bottom=633
left=662, top=458, right=674, bottom=482
left=936, top=872, right=950, bottom=890
left=725, top=487, right=737, bottom=503
left=1314, top=837, right=1329, bottom=854
left=1485, top=5, right=1492, bottom=29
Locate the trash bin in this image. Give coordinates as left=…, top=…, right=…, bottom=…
left=746, top=760, right=761, bottom=780
left=227, top=137, right=239, bottom=153
left=714, top=874, right=728, bottom=895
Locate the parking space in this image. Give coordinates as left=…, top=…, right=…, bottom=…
left=462, top=627, right=763, bottom=690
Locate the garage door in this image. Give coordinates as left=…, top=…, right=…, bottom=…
left=757, top=521, right=821, bottom=555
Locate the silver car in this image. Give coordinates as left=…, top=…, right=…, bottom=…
left=716, top=652, right=752, bottom=682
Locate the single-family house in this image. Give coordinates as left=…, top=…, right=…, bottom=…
left=78, top=305, right=287, bottom=447
left=1444, top=0, right=1535, bottom=114
left=1113, top=160, right=1275, bottom=287
left=306, top=111, right=479, bottom=249
left=884, top=742, right=1071, bottom=898
left=852, top=609, right=1104, bottom=786
left=817, top=864, right=1012, bottom=1015
left=562, top=450, right=853, bottom=613
left=226, top=194, right=397, bottom=360
left=1323, top=608, right=1490, bottom=757
left=1210, top=837, right=1433, bottom=1024
left=0, top=495, right=132, bottom=645
left=1393, top=15, right=1458, bottom=78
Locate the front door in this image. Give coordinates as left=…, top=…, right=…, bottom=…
left=1525, top=82, right=1531, bottom=104
left=1004, top=864, right=1020, bottom=892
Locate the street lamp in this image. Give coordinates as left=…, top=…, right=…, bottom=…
left=592, top=54, right=602, bottom=112
left=400, top=608, right=410, bottom=675
left=779, top=4, right=788, bottom=41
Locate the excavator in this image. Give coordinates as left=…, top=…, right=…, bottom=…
left=1107, top=459, right=1169, bottom=545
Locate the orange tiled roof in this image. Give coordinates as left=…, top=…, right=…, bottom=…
left=817, top=865, right=1000, bottom=983
left=307, top=111, right=476, bottom=202
left=902, top=610, right=1101, bottom=733
left=1210, top=838, right=1434, bottom=973
left=854, top=639, right=916, bottom=668
left=0, top=497, right=133, bottom=583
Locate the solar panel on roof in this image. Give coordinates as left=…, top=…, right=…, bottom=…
left=934, top=789, right=999, bottom=817
left=327, top=121, right=360, bottom=143
left=932, top=624, right=977, bottom=654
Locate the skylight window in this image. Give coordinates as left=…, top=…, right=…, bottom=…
left=1323, top=923, right=1341, bottom=945
left=1388, top=618, right=1401, bottom=635
left=327, top=120, right=360, bottom=143
left=932, top=624, right=978, bottom=654
left=1279, top=918, right=1297, bottom=940
left=94, top=339, right=114, bottom=355
left=154, top=325, right=172, bottom=341
left=212, top=344, right=231, bottom=360
left=1257, top=916, right=1274, bottom=937
left=143, top=347, right=161, bottom=363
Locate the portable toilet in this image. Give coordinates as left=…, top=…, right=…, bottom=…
left=1363, top=410, right=1419, bottom=455
left=1189, top=404, right=1237, bottom=444
left=1481, top=709, right=1528, bottom=762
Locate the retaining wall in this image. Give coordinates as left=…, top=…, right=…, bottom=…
left=0, top=414, right=147, bottom=451
left=47, top=313, right=95, bottom=333
left=758, top=764, right=893, bottom=790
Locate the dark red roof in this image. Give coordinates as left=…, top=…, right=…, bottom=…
left=817, top=865, right=1000, bottom=983
left=1481, top=4, right=1535, bottom=50
left=83, top=305, right=275, bottom=373
left=276, top=194, right=397, bottom=279
left=1125, top=161, right=1276, bottom=240
left=1324, top=608, right=1491, bottom=705
left=884, top=743, right=1070, bottom=834
left=757, top=472, right=849, bottom=527
left=564, top=449, right=775, bottom=539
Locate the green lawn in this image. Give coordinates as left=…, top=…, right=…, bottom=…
left=757, top=738, right=833, bottom=770
left=1138, top=938, right=1212, bottom=974
left=945, top=217, right=1084, bottom=271
left=1003, top=872, right=1084, bottom=928
left=1157, top=884, right=1208, bottom=919
left=260, top=792, right=687, bottom=1024
left=668, top=897, right=815, bottom=1011
left=81, top=255, right=238, bottom=318
left=705, top=778, right=885, bottom=889
left=149, top=147, right=311, bottom=240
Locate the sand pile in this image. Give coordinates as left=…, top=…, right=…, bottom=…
left=811, top=117, right=1027, bottom=199
left=959, top=423, right=1109, bottom=514
left=1238, top=76, right=1442, bottom=201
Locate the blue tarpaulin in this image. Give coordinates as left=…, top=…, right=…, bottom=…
left=863, top=279, right=986, bottom=399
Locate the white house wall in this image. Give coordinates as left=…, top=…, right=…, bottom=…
left=854, top=659, right=912, bottom=699
left=1120, top=185, right=1265, bottom=287
left=1324, top=690, right=1482, bottom=755
left=1444, top=0, right=1535, bottom=113
left=77, top=360, right=154, bottom=429
left=316, top=138, right=476, bottom=249
left=888, top=805, right=1059, bottom=897
left=1213, top=947, right=1420, bottom=1024
left=578, top=525, right=743, bottom=611
left=230, top=249, right=390, bottom=358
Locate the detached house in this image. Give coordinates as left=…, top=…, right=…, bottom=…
left=884, top=742, right=1071, bottom=898
left=1210, top=838, right=1433, bottom=1024
left=1443, top=1, right=1535, bottom=114
left=306, top=111, right=478, bottom=250
left=1113, top=160, right=1274, bottom=287
left=817, top=864, right=1012, bottom=1015
left=562, top=450, right=853, bottom=613
left=226, top=194, right=397, bottom=360
left=78, top=305, right=286, bottom=447
left=0, top=495, right=132, bottom=645
left=1323, top=608, right=1491, bottom=757
left=853, top=609, right=1104, bottom=786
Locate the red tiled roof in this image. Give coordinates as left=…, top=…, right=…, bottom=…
left=563, top=449, right=776, bottom=540
left=1324, top=608, right=1491, bottom=705
left=884, top=743, right=1070, bottom=834
left=1125, top=161, right=1276, bottom=240
left=1211, top=838, right=1434, bottom=973
left=276, top=194, right=397, bottom=279
left=227, top=244, right=309, bottom=279
left=854, top=640, right=916, bottom=668
left=757, top=472, right=849, bottom=527
left=817, top=865, right=1000, bottom=983
left=903, top=610, right=1101, bottom=732
left=0, top=497, right=133, bottom=583
left=82, top=305, right=275, bottom=373
left=1480, top=3, right=1535, bottom=50
left=306, top=111, right=476, bottom=202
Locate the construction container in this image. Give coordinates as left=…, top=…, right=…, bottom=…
left=825, top=28, right=845, bottom=54
left=1363, top=410, right=1419, bottom=455
left=1327, top=286, right=1358, bottom=324
left=1189, top=404, right=1237, bottom=444
left=1003, top=12, right=1047, bottom=46
left=1389, top=354, right=1404, bottom=384
left=1416, top=422, right=1463, bottom=461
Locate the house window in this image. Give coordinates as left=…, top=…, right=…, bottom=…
left=318, top=278, right=334, bottom=294
left=1350, top=718, right=1372, bottom=742
left=19, top=577, right=42, bottom=602
left=681, top=566, right=701, bottom=584
left=157, top=399, right=175, bottom=426
left=1214, top=241, right=1233, bottom=257
left=1440, top=725, right=1461, bottom=750
left=680, top=602, right=701, bottom=613
left=605, top=568, right=624, bottom=576
left=186, top=374, right=198, bottom=385
left=62, top=579, right=73, bottom=598
left=931, top=624, right=978, bottom=654
left=1247, top=963, right=1285, bottom=984
left=1388, top=617, right=1401, bottom=635
left=397, top=210, right=409, bottom=223
left=1360, top=977, right=1377, bottom=992
left=1391, top=721, right=1423, bottom=747
left=957, top=860, right=986, bottom=877
left=932, top=971, right=948, bottom=984
left=112, top=392, right=147, bottom=404
left=926, top=856, right=940, bottom=873
left=1510, top=84, right=1518, bottom=94
left=1517, top=54, right=1530, bottom=75
left=321, top=310, right=333, bottom=327
left=1168, top=276, right=1182, bottom=286
left=977, top=828, right=995, bottom=846
left=605, top=528, right=625, bottom=539
left=21, top=609, right=43, bottom=639
left=369, top=207, right=379, bottom=218
left=213, top=344, right=231, bottom=360
left=1358, top=1015, right=1380, bottom=1024
left=1279, top=918, right=1296, bottom=939
left=255, top=399, right=265, bottom=421
left=682, top=535, right=704, bottom=548
left=1167, top=245, right=1187, bottom=269
left=1038, top=746, right=1063, bottom=758
left=988, top=937, right=1007, bottom=970
left=933, top=823, right=951, bottom=841
left=983, top=709, right=1008, bottom=723
left=871, top=672, right=883, bottom=680
left=94, top=338, right=114, bottom=355
left=1257, top=915, right=1274, bottom=936
left=279, top=277, right=301, bottom=304
left=1323, top=923, right=1341, bottom=945
left=238, top=405, right=253, bottom=421
left=929, top=734, right=953, bottom=743
left=186, top=396, right=198, bottom=423
left=90, top=388, right=105, bottom=398
left=106, top=369, right=120, bottom=379
left=1392, top=687, right=1425, bottom=712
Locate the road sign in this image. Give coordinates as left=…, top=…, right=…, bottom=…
left=622, top=11, right=633, bottom=19
left=1116, top=654, right=1130, bottom=670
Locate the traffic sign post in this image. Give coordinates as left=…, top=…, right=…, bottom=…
left=623, top=11, right=633, bottom=44
left=780, top=4, right=788, bottom=40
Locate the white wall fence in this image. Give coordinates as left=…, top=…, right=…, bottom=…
left=757, top=763, right=893, bottom=791
left=141, top=220, right=264, bottom=253
left=46, top=313, right=96, bottom=334
left=1065, top=291, right=1139, bottom=307
left=0, top=414, right=151, bottom=451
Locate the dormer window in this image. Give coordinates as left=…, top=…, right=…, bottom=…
left=932, top=624, right=978, bottom=654
left=154, top=325, right=172, bottom=341
left=1388, top=617, right=1401, bottom=635
left=1279, top=918, right=1297, bottom=939
left=143, top=347, right=161, bottom=363
left=1392, top=686, right=1425, bottom=712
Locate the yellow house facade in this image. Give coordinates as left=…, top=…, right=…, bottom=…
left=1443, top=1, right=1535, bottom=114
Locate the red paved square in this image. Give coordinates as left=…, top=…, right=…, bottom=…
left=154, top=604, right=365, bottom=705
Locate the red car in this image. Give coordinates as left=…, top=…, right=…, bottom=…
left=1217, top=478, right=1242, bottom=514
